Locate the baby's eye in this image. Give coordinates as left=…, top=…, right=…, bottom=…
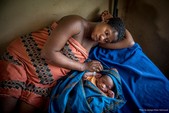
left=106, top=85, right=111, bottom=90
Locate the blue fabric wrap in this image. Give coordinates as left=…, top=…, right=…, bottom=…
left=49, top=69, right=126, bottom=113
left=89, top=43, right=169, bottom=113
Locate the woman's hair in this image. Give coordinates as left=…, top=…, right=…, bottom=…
left=107, top=17, right=125, bottom=41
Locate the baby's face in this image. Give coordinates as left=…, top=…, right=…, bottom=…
left=96, top=75, right=114, bottom=93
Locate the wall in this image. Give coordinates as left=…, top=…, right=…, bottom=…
left=118, top=0, right=169, bottom=77
left=0, top=0, right=108, bottom=55
left=0, top=0, right=168, bottom=77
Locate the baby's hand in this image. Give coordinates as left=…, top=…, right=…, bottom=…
left=83, top=72, right=93, bottom=80
left=83, top=74, right=88, bottom=80
left=107, top=90, right=115, bottom=98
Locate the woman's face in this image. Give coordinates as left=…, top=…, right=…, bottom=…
left=96, top=75, right=114, bottom=93
left=91, top=22, right=118, bottom=44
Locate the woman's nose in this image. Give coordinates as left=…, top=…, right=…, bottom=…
left=99, top=34, right=106, bottom=41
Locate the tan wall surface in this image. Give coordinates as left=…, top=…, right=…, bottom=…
left=120, top=0, right=169, bottom=77
left=0, top=0, right=169, bottom=77
left=0, top=0, right=108, bottom=55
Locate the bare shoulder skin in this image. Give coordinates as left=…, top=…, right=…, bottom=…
left=41, top=15, right=101, bottom=72
left=43, top=15, right=85, bottom=53
left=41, top=15, right=84, bottom=70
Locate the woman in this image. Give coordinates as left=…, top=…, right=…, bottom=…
left=42, top=14, right=134, bottom=72
left=0, top=12, right=134, bottom=113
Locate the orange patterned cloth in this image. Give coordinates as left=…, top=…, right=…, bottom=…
left=0, top=22, right=88, bottom=108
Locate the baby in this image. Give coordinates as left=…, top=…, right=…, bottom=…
left=83, top=68, right=118, bottom=98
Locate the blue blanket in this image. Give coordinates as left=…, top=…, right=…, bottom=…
left=49, top=69, right=126, bottom=113
left=89, top=43, right=169, bottom=113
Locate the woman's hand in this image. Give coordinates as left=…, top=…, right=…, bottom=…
left=101, top=10, right=113, bottom=23
left=81, top=60, right=103, bottom=72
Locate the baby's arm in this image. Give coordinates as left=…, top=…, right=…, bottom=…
left=83, top=72, right=101, bottom=80
left=83, top=72, right=93, bottom=80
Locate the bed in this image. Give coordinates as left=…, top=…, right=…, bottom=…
left=49, top=43, right=169, bottom=113
left=1, top=17, right=168, bottom=113
left=89, top=44, right=169, bottom=113
left=49, top=1, right=169, bottom=112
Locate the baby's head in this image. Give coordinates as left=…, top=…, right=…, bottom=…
left=96, top=74, right=115, bottom=97
left=96, top=68, right=120, bottom=97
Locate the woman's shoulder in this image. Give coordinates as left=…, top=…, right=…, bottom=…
left=57, top=15, right=87, bottom=33
left=58, top=15, right=86, bottom=24
left=61, top=15, right=84, bottom=19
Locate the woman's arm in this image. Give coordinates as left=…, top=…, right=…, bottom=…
left=41, top=16, right=84, bottom=71
left=41, top=15, right=103, bottom=72
left=99, top=29, right=135, bottom=49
